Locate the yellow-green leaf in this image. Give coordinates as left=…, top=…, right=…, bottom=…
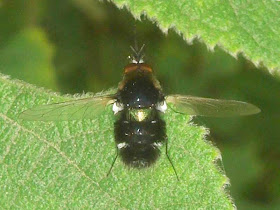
left=111, top=0, right=280, bottom=75
left=0, top=74, right=233, bottom=209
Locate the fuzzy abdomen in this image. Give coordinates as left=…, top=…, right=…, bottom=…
left=114, top=109, right=166, bottom=168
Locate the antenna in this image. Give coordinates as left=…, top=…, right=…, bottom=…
left=129, top=21, right=145, bottom=64
left=133, top=22, right=138, bottom=51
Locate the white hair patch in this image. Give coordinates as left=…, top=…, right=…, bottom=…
left=156, top=101, right=167, bottom=113
left=153, top=142, right=163, bottom=147
left=113, top=102, right=123, bottom=114
left=117, top=142, right=128, bottom=149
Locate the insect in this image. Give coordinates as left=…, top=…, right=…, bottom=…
left=19, top=45, right=260, bottom=179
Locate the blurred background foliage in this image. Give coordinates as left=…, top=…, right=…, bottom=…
left=1, top=0, right=280, bottom=209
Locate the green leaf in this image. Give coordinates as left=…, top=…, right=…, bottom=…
left=111, top=0, right=280, bottom=75
left=0, top=74, right=233, bottom=208
left=0, top=28, right=57, bottom=90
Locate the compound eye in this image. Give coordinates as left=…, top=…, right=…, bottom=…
left=124, top=63, right=153, bottom=74
left=124, top=64, right=138, bottom=74
left=139, top=64, right=152, bottom=73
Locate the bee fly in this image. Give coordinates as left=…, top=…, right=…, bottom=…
left=19, top=45, right=260, bottom=180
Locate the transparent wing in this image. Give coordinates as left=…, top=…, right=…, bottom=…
left=166, top=94, right=260, bottom=117
left=19, top=95, right=116, bottom=121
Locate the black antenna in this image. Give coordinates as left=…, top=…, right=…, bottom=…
left=133, top=22, right=138, bottom=51
left=130, top=44, right=145, bottom=64
left=129, top=21, right=145, bottom=64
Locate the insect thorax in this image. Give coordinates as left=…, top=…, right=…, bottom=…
left=117, top=65, right=164, bottom=109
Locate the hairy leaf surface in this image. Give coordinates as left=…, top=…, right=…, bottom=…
left=0, top=74, right=233, bottom=208
left=111, top=0, right=280, bottom=74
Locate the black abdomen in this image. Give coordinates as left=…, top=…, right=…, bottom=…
left=114, top=109, right=166, bottom=168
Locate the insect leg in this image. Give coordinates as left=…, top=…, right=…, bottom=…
left=107, top=148, right=119, bottom=177
left=165, top=138, right=179, bottom=181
